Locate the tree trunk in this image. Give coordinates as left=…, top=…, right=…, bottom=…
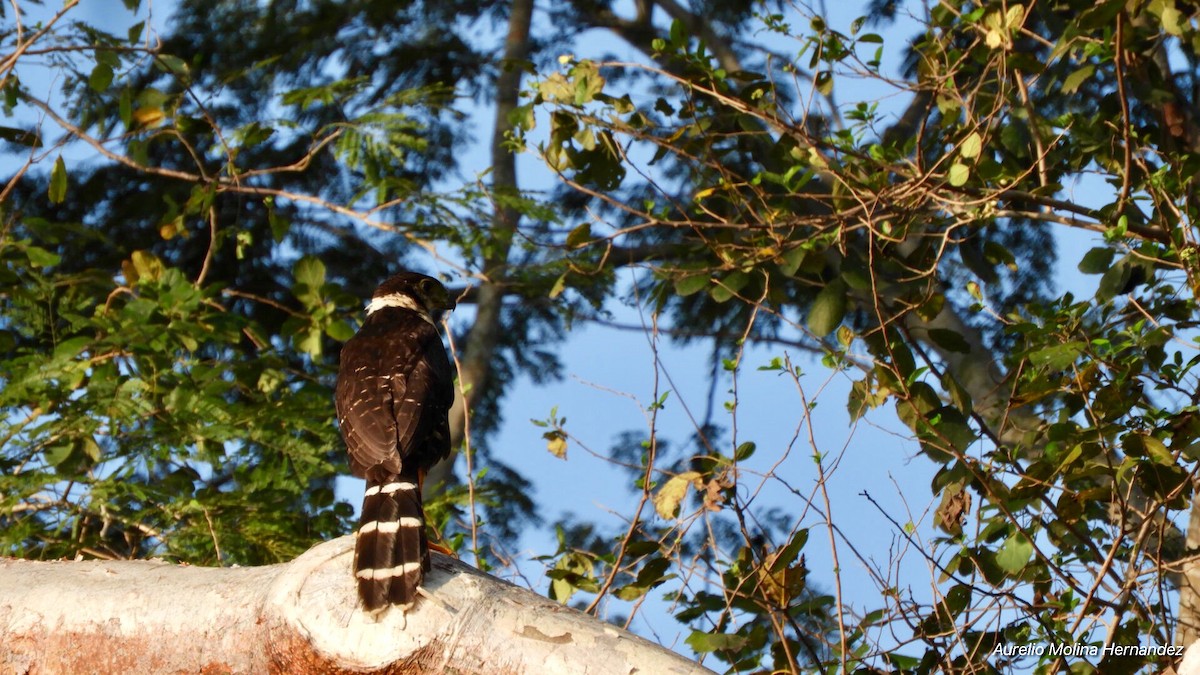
left=429, top=0, right=535, bottom=493
left=0, top=537, right=711, bottom=674
left=1179, top=502, right=1200, bottom=647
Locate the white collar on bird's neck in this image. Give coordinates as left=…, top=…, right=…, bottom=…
left=365, top=293, right=434, bottom=325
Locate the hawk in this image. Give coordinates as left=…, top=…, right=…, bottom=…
left=336, top=271, right=456, bottom=612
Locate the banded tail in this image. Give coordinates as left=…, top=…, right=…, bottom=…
left=354, top=471, right=430, bottom=612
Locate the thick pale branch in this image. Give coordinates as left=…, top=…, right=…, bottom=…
left=0, top=536, right=710, bottom=674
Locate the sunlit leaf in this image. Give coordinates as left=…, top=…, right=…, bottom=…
left=654, top=471, right=702, bottom=519
left=48, top=156, right=67, bottom=204
left=995, top=532, right=1034, bottom=574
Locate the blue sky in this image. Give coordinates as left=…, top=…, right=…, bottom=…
left=3, top=0, right=960, bottom=661
left=447, top=0, right=960, bottom=658
left=7, top=0, right=1133, bottom=668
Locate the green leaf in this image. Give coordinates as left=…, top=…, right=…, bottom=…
left=710, top=272, right=748, bottom=303
left=1143, top=436, right=1174, bottom=465
left=1061, top=64, right=1094, bottom=94
left=669, top=19, right=686, bottom=48
left=52, top=336, right=91, bottom=361
left=238, top=121, right=275, bottom=148
left=948, top=162, right=969, bottom=187
left=615, top=556, right=673, bottom=600
left=847, top=378, right=886, bottom=421
left=960, top=131, right=982, bottom=159
left=815, top=71, right=833, bottom=96
left=508, top=102, right=535, bottom=131
left=686, top=630, right=749, bottom=654
left=941, top=371, right=973, bottom=416
left=548, top=553, right=594, bottom=604
left=571, top=61, right=605, bottom=105
left=614, top=583, right=649, bottom=601
left=296, top=326, right=323, bottom=358
left=0, top=126, right=41, bottom=147
left=674, top=273, right=709, bottom=297
left=927, top=328, right=970, bottom=354
left=960, top=238, right=998, bottom=283
left=1126, top=433, right=1174, bottom=464
left=156, top=54, right=191, bottom=78
left=44, top=444, right=74, bottom=468
left=1027, top=342, right=1085, bottom=370
left=48, top=156, right=67, bottom=204
left=566, top=222, right=591, bottom=249
left=89, top=64, right=114, bottom=92
left=771, top=529, right=809, bottom=573
left=806, top=278, right=847, bottom=336
left=324, top=320, right=356, bottom=342
left=294, top=256, right=326, bottom=289
left=1077, top=246, right=1114, bottom=274
left=24, top=245, right=61, bottom=268
left=995, top=532, right=1034, bottom=574
left=119, top=88, right=133, bottom=128
left=779, top=247, right=807, bottom=276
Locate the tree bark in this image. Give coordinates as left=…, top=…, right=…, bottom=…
left=1180, top=505, right=1200, bottom=646
left=0, top=537, right=711, bottom=674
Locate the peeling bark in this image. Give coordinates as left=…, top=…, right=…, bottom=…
left=0, top=537, right=710, bottom=674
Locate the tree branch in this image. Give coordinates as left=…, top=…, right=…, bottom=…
left=0, top=537, right=711, bottom=674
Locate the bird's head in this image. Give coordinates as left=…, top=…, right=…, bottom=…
left=366, top=271, right=456, bottom=323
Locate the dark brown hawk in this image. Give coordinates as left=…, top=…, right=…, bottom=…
left=335, top=271, right=455, bottom=612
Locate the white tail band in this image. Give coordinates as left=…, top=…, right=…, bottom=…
left=364, top=481, right=418, bottom=497
left=356, top=562, right=423, bottom=580
left=359, top=517, right=422, bottom=534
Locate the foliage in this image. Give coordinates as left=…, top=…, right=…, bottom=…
left=6, top=0, right=1200, bottom=673
left=0, top=0, right=527, bottom=564
left=510, top=0, right=1200, bottom=672
left=0, top=240, right=350, bottom=562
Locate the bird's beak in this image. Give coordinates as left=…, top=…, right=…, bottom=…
left=430, top=290, right=455, bottom=320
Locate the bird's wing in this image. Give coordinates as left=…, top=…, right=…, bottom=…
left=391, top=324, right=455, bottom=464
left=336, top=331, right=402, bottom=476
left=338, top=316, right=453, bottom=477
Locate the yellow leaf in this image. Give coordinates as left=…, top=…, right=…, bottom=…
left=1005, top=5, right=1025, bottom=29
left=547, top=435, right=568, bottom=459
left=960, top=132, right=982, bottom=160
left=948, top=162, right=969, bottom=186
left=133, top=106, right=166, bottom=128
left=120, top=259, right=139, bottom=286
left=806, top=147, right=828, bottom=170
left=159, top=215, right=183, bottom=240
left=653, top=471, right=703, bottom=519
left=131, top=250, right=164, bottom=282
